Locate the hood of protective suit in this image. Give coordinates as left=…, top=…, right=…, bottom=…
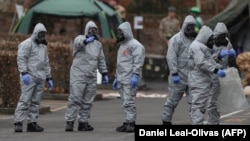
left=213, top=22, right=228, bottom=37
left=118, top=22, right=134, bottom=42
left=84, top=20, right=98, bottom=35
left=181, top=15, right=196, bottom=33
left=195, top=26, right=213, bottom=44
left=31, top=23, right=47, bottom=41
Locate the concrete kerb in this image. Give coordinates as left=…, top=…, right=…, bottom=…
left=0, top=106, right=51, bottom=115
left=0, top=83, right=147, bottom=116
left=0, top=90, right=105, bottom=116
left=0, top=95, right=103, bottom=116
left=42, top=93, right=104, bottom=101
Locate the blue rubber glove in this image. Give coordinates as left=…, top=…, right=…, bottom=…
left=217, top=69, right=226, bottom=78
left=102, top=74, right=109, bottom=85
left=172, top=75, right=180, bottom=84
left=219, top=49, right=230, bottom=58
left=22, top=74, right=30, bottom=85
left=47, top=80, right=54, bottom=91
left=85, top=36, right=95, bottom=43
left=228, top=48, right=236, bottom=57
left=130, top=74, right=139, bottom=88
left=112, top=78, right=117, bottom=90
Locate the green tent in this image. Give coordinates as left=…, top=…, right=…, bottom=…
left=14, top=0, right=122, bottom=38
left=206, top=0, right=250, bottom=53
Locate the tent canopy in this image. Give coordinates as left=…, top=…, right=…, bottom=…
left=206, top=0, right=250, bottom=52
left=30, top=0, right=116, bottom=17
left=14, top=0, right=122, bottom=38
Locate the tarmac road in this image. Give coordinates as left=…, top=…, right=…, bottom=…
left=0, top=80, right=250, bottom=141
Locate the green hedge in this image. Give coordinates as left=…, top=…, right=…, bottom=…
left=0, top=33, right=118, bottom=108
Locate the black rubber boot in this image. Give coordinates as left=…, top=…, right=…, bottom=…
left=78, top=122, right=94, bottom=131
left=65, top=121, right=74, bottom=131
left=14, top=122, right=23, bottom=132
left=27, top=122, right=44, bottom=132
left=162, top=120, right=172, bottom=125
left=116, top=122, right=128, bottom=132
left=126, top=122, right=135, bottom=132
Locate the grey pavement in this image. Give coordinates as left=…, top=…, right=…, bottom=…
left=0, top=80, right=250, bottom=141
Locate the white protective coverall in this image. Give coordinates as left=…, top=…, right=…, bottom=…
left=162, top=15, right=196, bottom=123
left=14, top=23, right=52, bottom=123
left=116, top=22, right=145, bottom=123
left=65, top=21, right=108, bottom=123
left=188, top=26, right=222, bottom=124
left=207, top=22, right=233, bottom=124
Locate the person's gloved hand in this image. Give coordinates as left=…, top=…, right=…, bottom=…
left=47, top=80, right=54, bottom=91
left=130, top=74, right=139, bottom=88
left=102, top=74, right=109, bottom=85
left=22, top=74, right=30, bottom=85
left=217, top=69, right=226, bottom=78
left=172, top=74, right=180, bottom=84
left=229, top=48, right=236, bottom=57
left=85, top=36, right=95, bottom=44
left=112, top=78, right=117, bottom=90
left=219, top=49, right=230, bottom=58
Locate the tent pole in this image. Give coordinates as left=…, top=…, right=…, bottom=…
left=9, top=10, right=17, bottom=33
left=215, top=0, right=219, bottom=14
left=80, top=17, right=83, bottom=34
left=196, top=0, right=201, bottom=9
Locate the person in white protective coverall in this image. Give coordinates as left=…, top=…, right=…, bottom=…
left=65, top=20, right=109, bottom=132
left=14, top=23, right=53, bottom=132
left=161, top=15, right=197, bottom=125
left=112, top=22, right=145, bottom=132
left=207, top=22, right=236, bottom=124
left=188, top=25, right=226, bottom=125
